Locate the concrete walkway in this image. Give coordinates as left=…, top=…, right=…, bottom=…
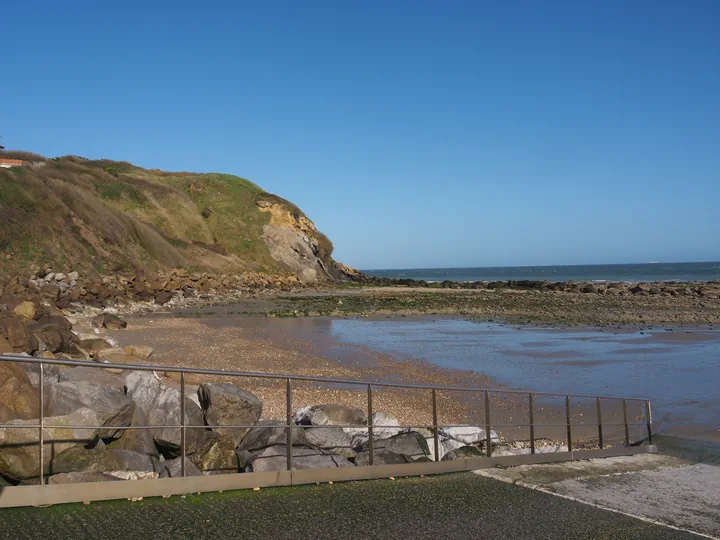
left=0, top=472, right=700, bottom=540
left=475, top=453, right=720, bottom=538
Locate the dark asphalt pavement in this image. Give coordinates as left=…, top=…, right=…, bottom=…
left=0, top=473, right=700, bottom=539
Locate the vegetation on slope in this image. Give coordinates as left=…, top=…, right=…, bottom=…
left=0, top=153, right=334, bottom=279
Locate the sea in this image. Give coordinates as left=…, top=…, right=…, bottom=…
left=364, top=261, right=720, bottom=283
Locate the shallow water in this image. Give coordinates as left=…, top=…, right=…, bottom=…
left=246, top=317, right=719, bottom=429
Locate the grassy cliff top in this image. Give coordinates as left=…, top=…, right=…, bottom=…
left=0, top=153, right=333, bottom=278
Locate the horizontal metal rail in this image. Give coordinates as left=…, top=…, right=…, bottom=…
left=0, top=353, right=651, bottom=401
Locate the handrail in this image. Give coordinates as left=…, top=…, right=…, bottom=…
left=0, top=352, right=654, bottom=490
left=0, top=354, right=652, bottom=402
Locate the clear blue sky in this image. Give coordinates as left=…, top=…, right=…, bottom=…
left=4, top=1, right=719, bottom=269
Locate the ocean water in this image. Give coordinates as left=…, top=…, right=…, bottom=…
left=364, top=261, right=720, bottom=283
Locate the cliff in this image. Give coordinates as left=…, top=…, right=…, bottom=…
left=0, top=153, right=349, bottom=283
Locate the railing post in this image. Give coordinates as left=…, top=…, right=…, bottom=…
left=528, top=393, right=535, bottom=455
left=38, top=362, right=44, bottom=485
left=596, top=397, right=604, bottom=449
left=565, top=396, right=572, bottom=452
left=431, top=389, right=440, bottom=462
left=180, top=371, right=186, bottom=477
left=484, top=391, right=492, bottom=457
left=286, top=379, right=293, bottom=471
left=623, top=399, right=630, bottom=447
left=645, top=400, right=653, bottom=446
left=367, top=384, right=374, bottom=466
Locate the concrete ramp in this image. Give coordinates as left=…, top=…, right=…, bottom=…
left=475, top=454, right=720, bottom=538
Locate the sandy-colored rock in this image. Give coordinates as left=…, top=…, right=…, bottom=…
left=12, top=301, right=37, bottom=321
left=124, top=345, right=154, bottom=361
left=0, top=362, right=39, bottom=422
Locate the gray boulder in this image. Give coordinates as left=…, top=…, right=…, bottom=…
left=106, top=405, right=158, bottom=457
left=294, top=404, right=367, bottom=426
left=44, top=371, right=135, bottom=441
left=304, top=427, right=356, bottom=459
left=442, top=446, right=484, bottom=461
left=364, top=432, right=430, bottom=461
left=440, top=426, right=499, bottom=445
left=354, top=450, right=414, bottom=467
left=246, top=445, right=354, bottom=473
left=159, top=457, right=203, bottom=478
left=49, top=471, right=121, bottom=484
left=237, top=420, right=308, bottom=452
left=50, top=446, right=157, bottom=475
left=124, top=371, right=206, bottom=457
left=0, top=408, right=99, bottom=481
left=198, top=383, right=262, bottom=446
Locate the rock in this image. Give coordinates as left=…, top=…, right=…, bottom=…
left=246, top=445, right=354, bottom=473
left=344, top=411, right=402, bottom=447
left=44, top=372, right=135, bottom=441
left=67, top=271, right=80, bottom=282
left=354, top=450, right=414, bottom=467
left=294, top=404, right=367, bottom=426
left=49, top=471, right=121, bottom=484
left=54, top=273, right=66, bottom=282
left=95, top=349, right=143, bottom=370
left=0, top=408, right=99, bottom=481
left=159, top=457, right=203, bottom=478
left=92, top=313, right=127, bottom=330
left=56, top=366, right=125, bottom=389
left=198, top=383, right=262, bottom=446
left=79, top=338, right=114, bottom=357
left=0, top=362, right=39, bottom=422
left=124, top=345, right=154, bottom=361
left=440, top=426, right=499, bottom=445
left=304, top=427, right=356, bottom=459
left=164, top=371, right=202, bottom=385
left=442, top=446, right=484, bottom=461
left=51, top=446, right=157, bottom=475
left=0, top=316, right=39, bottom=354
left=362, top=432, right=430, bottom=461
left=31, top=329, right=77, bottom=354
left=0, top=335, right=12, bottom=354
left=236, top=420, right=307, bottom=452
left=124, top=371, right=206, bottom=458
left=12, top=301, right=38, bottom=321
left=106, top=405, right=159, bottom=457
left=189, top=435, right=238, bottom=474
left=153, top=291, right=173, bottom=305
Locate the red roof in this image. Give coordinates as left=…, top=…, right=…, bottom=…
left=0, top=159, right=23, bottom=165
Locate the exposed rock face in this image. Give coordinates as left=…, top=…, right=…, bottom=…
left=246, top=445, right=354, bottom=473
left=124, top=371, right=206, bottom=457
left=0, top=408, right=99, bottom=481
left=198, top=383, right=262, bottom=446
left=0, top=362, right=39, bottom=423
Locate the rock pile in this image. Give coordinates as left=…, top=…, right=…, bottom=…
left=0, top=268, right=307, bottom=314
left=0, top=365, right=516, bottom=485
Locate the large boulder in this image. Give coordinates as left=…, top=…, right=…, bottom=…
left=0, top=316, right=38, bottom=354
left=246, top=445, right=354, bottom=473
left=189, top=435, right=238, bottom=474
left=124, top=371, right=206, bottom=457
left=442, top=446, right=484, bottom=461
left=124, top=345, right=154, bottom=361
left=159, top=457, right=203, bottom=478
left=354, top=450, right=414, bottom=467
left=198, top=383, right=262, bottom=446
left=50, top=446, right=157, bottom=475
left=304, top=427, right=356, bottom=459
left=0, top=362, right=39, bottom=423
left=106, top=405, right=158, bottom=457
left=49, top=470, right=158, bottom=484
left=345, top=411, right=402, bottom=447
left=12, top=301, right=38, bottom=321
left=362, top=432, right=430, bottom=461
left=236, top=420, right=307, bottom=452
left=44, top=370, right=135, bottom=441
left=294, top=404, right=367, bottom=426
left=0, top=408, right=99, bottom=481
left=31, top=329, right=78, bottom=354
left=79, top=338, right=114, bottom=357
left=440, top=426, right=499, bottom=445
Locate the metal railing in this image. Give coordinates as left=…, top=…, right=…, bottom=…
left=0, top=353, right=654, bottom=485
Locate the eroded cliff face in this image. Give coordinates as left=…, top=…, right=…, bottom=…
left=256, top=201, right=332, bottom=283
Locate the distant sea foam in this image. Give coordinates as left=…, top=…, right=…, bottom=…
left=363, top=262, right=720, bottom=284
